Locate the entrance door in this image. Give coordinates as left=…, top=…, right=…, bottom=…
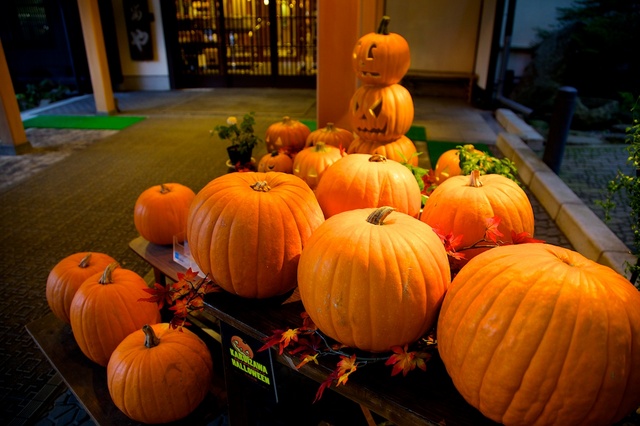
left=165, top=0, right=317, bottom=88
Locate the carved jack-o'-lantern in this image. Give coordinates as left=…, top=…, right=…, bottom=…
left=350, top=83, right=414, bottom=143
left=231, top=335, right=254, bottom=359
left=352, top=16, right=410, bottom=85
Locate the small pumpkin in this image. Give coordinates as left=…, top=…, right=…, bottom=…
left=349, top=83, right=414, bottom=143
left=315, top=153, right=421, bottom=218
left=70, top=262, right=161, bottom=366
left=257, top=150, right=293, bottom=173
left=305, top=122, right=354, bottom=150
left=347, top=135, right=418, bottom=166
left=187, top=172, right=324, bottom=298
left=298, top=206, right=450, bottom=353
left=46, top=252, right=116, bottom=324
left=438, top=243, right=640, bottom=426
left=292, top=142, right=343, bottom=190
left=265, top=116, right=311, bottom=154
left=352, top=16, right=411, bottom=85
left=420, top=170, right=534, bottom=263
left=107, top=323, right=213, bottom=424
left=134, top=183, right=196, bottom=245
left=433, top=145, right=483, bottom=183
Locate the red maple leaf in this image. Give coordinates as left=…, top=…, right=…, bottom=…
left=511, top=230, right=545, bottom=244
left=138, top=282, right=173, bottom=309
left=385, top=345, right=430, bottom=377
left=258, top=329, right=288, bottom=353
left=314, top=369, right=339, bottom=403
left=484, top=216, right=504, bottom=243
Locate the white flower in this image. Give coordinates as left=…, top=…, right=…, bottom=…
left=226, top=116, right=238, bottom=125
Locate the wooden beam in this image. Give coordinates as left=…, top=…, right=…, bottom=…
left=0, top=39, right=29, bottom=153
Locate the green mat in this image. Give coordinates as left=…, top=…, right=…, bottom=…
left=23, top=115, right=146, bottom=130
left=426, top=140, right=490, bottom=170
left=299, top=119, right=427, bottom=142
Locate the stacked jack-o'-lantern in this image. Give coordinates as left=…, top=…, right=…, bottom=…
left=348, top=16, right=418, bottom=166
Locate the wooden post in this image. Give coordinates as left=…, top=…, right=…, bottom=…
left=77, top=0, right=117, bottom=115
left=0, top=39, right=29, bottom=154
left=316, top=0, right=383, bottom=131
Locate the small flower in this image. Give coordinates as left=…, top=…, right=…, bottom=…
left=226, top=116, right=237, bottom=125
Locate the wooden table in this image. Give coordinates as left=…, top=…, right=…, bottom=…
left=128, top=236, right=498, bottom=426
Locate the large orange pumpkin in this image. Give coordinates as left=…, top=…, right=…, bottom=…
left=420, top=170, right=534, bottom=262
left=292, top=142, right=343, bottom=190
left=437, top=243, right=640, bottom=426
left=315, top=153, right=421, bottom=218
left=107, top=323, right=213, bottom=424
left=187, top=172, right=324, bottom=298
left=352, top=16, right=411, bottom=85
left=305, top=122, right=354, bottom=150
left=70, top=263, right=161, bottom=366
left=433, top=145, right=483, bottom=183
left=298, top=206, right=450, bottom=353
left=349, top=84, right=414, bottom=143
left=46, top=252, right=116, bottom=324
left=347, top=135, right=418, bottom=166
left=134, top=183, right=196, bottom=245
left=257, top=150, right=293, bottom=174
left=265, top=116, right=311, bottom=154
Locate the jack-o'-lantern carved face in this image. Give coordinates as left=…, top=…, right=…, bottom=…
left=352, top=16, right=410, bottom=85
left=231, top=335, right=254, bottom=359
left=349, top=84, right=414, bottom=143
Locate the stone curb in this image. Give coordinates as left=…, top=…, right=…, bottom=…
left=496, top=131, right=636, bottom=278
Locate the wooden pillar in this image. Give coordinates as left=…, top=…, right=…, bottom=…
left=316, top=0, right=383, bottom=131
left=77, top=0, right=116, bottom=115
left=0, top=39, right=29, bottom=153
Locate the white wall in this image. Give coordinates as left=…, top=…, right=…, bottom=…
left=111, top=0, right=170, bottom=90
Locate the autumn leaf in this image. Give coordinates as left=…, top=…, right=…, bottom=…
left=385, top=345, right=430, bottom=377
left=484, top=216, right=504, bottom=243
left=288, top=333, right=323, bottom=358
left=170, top=298, right=190, bottom=318
left=138, top=283, right=173, bottom=309
left=177, top=268, right=199, bottom=282
left=258, top=329, right=288, bottom=353
left=511, top=230, right=545, bottom=244
left=296, top=353, right=319, bottom=369
left=314, top=370, right=339, bottom=403
left=280, top=328, right=300, bottom=348
left=336, top=354, right=359, bottom=386
left=300, top=311, right=317, bottom=332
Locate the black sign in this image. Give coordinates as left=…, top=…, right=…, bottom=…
left=220, top=322, right=279, bottom=403
left=123, top=0, right=153, bottom=60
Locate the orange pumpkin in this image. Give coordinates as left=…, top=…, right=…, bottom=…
left=46, top=252, right=116, bottom=324
left=257, top=150, right=293, bottom=173
left=438, top=243, right=640, bottom=426
left=305, top=122, right=355, bottom=150
left=352, top=16, right=411, bottom=85
left=187, top=172, right=324, bottom=298
left=69, top=263, right=161, bottom=366
left=134, top=183, right=196, bottom=245
left=107, top=323, right=213, bottom=424
left=347, top=135, right=418, bottom=166
left=315, top=153, right=421, bottom=218
left=298, top=206, right=450, bottom=353
left=292, top=142, right=343, bottom=190
left=433, top=145, right=483, bottom=183
left=420, top=170, right=534, bottom=262
left=349, top=83, right=414, bottom=143
left=265, top=116, right=311, bottom=154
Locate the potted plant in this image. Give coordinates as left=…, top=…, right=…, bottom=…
left=212, top=112, right=262, bottom=168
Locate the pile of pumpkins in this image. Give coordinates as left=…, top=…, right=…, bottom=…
left=44, top=17, right=640, bottom=426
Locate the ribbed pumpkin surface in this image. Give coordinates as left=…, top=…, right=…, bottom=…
left=298, top=207, right=450, bottom=352
left=438, top=243, right=640, bottom=426
left=187, top=171, right=324, bottom=298
left=107, top=323, right=213, bottom=424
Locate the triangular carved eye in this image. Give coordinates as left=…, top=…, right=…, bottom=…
left=367, top=43, right=377, bottom=60
left=353, top=101, right=359, bottom=113
left=369, top=99, right=382, bottom=117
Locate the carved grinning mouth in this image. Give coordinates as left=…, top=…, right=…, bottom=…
left=359, top=71, right=380, bottom=78
left=356, top=123, right=388, bottom=134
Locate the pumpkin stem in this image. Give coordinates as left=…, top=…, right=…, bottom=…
left=282, top=116, right=291, bottom=124
left=99, top=262, right=120, bottom=285
left=369, top=154, right=387, bottom=163
left=325, top=122, right=335, bottom=131
left=159, top=183, right=170, bottom=194
left=377, top=16, right=391, bottom=35
left=469, top=170, right=483, bottom=188
left=366, top=206, right=395, bottom=225
left=78, top=253, right=92, bottom=268
left=270, top=150, right=280, bottom=157
left=250, top=181, right=272, bottom=192
left=314, top=141, right=327, bottom=152
left=142, top=324, right=160, bottom=348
